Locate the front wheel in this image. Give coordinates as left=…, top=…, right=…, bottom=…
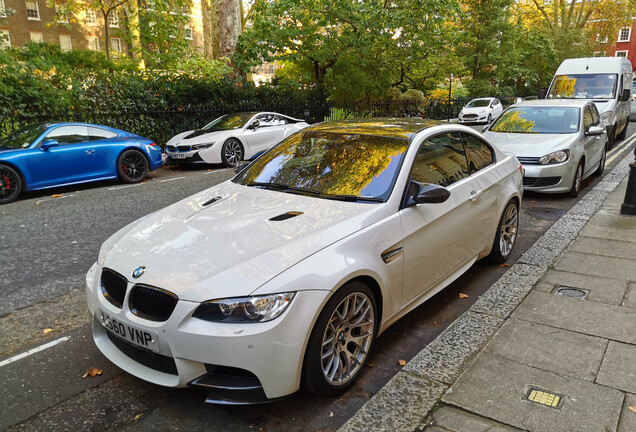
left=117, top=149, right=148, bottom=183
left=593, top=148, right=606, bottom=177
left=568, top=160, right=583, bottom=198
left=487, top=200, right=519, bottom=264
left=487, top=114, right=492, bottom=124
left=302, top=281, right=377, bottom=397
left=0, top=164, right=23, bottom=204
left=221, top=139, right=244, bottom=167
left=617, top=123, right=627, bottom=140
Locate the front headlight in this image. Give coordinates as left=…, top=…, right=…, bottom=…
left=600, top=111, right=613, bottom=126
left=539, top=150, right=570, bottom=165
left=192, top=292, right=295, bottom=323
left=193, top=142, right=215, bottom=150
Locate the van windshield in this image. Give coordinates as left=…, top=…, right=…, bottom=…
left=547, top=74, right=617, bottom=100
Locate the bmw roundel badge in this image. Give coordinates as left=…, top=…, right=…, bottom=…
left=132, top=266, right=146, bottom=278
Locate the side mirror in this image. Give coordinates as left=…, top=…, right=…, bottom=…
left=40, top=139, right=59, bottom=150
left=248, top=120, right=260, bottom=130
left=621, top=89, right=630, bottom=101
left=233, top=161, right=250, bottom=174
left=406, top=181, right=450, bottom=207
left=586, top=125, right=605, bottom=136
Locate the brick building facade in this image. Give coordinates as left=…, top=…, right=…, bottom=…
left=595, top=17, right=636, bottom=70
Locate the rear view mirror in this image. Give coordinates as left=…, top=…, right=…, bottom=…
left=621, top=89, right=630, bottom=101
left=40, top=139, right=59, bottom=150
left=538, top=88, right=547, bottom=99
left=587, top=125, right=605, bottom=136
left=234, top=161, right=250, bottom=174
left=406, top=181, right=450, bottom=206
left=248, top=120, right=260, bottom=130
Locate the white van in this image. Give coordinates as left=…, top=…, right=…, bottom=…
left=546, top=57, right=632, bottom=149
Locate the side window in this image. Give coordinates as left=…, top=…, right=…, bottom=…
left=255, top=114, right=276, bottom=127
left=589, top=104, right=600, bottom=126
left=462, top=134, right=494, bottom=173
left=45, top=125, right=90, bottom=145
left=410, top=133, right=468, bottom=187
left=273, top=115, right=288, bottom=125
left=583, top=106, right=594, bottom=132
left=88, top=126, right=118, bottom=141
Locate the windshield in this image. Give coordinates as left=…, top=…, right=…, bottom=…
left=233, top=131, right=410, bottom=202
left=547, top=74, right=617, bottom=99
left=466, top=99, right=491, bottom=108
left=202, top=113, right=255, bottom=131
left=489, top=107, right=580, bottom=134
left=0, top=123, right=50, bottom=149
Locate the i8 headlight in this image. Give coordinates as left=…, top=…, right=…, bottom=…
left=193, top=142, right=215, bottom=150
left=192, top=292, right=295, bottom=323
left=539, top=149, right=570, bottom=165
left=600, top=111, right=613, bottom=126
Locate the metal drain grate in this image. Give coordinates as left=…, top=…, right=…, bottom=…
left=526, top=387, right=563, bottom=408
left=555, top=286, right=589, bottom=300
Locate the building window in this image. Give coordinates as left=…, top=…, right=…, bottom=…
left=108, top=11, right=119, bottom=27
left=88, top=35, right=99, bottom=51
left=85, top=10, right=97, bottom=26
left=618, top=27, right=631, bottom=43
left=593, top=51, right=606, bottom=57
left=0, top=0, right=6, bottom=18
left=184, top=25, right=192, bottom=40
left=30, top=31, right=43, bottom=42
left=615, top=50, right=628, bottom=58
left=55, top=5, right=69, bottom=23
left=26, top=1, right=40, bottom=20
left=59, top=34, right=72, bottom=51
left=110, top=37, right=122, bottom=52
left=0, top=29, right=10, bottom=49
left=596, top=34, right=608, bottom=44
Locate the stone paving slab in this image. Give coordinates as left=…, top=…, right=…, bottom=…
left=533, top=269, right=628, bottom=306
left=578, top=224, right=636, bottom=242
left=623, top=282, right=636, bottom=309
left=484, top=319, right=607, bottom=382
left=422, top=406, right=522, bottom=432
left=443, top=352, right=624, bottom=432
left=338, top=372, right=448, bottom=432
left=403, top=311, right=503, bottom=385
left=554, top=251, right=636, bottom=282
left=568, top=236, right=636, bottom=260
left=512, top=291, right=636, bottom=345
left=597, top=341, right=636, bottom=394
left=618, top=393, right=636, bottom=432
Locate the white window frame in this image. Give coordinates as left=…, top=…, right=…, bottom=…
left=110, top=37, right=122, bottom=52
left=26, top=1, right=40, bottom=21
left=59, top=34, right=72, bottom=51
left=108, top=11, right=119, bottom=28
left=55, top=5, right=69, bottom=23
left=615, top=50, right=629, bottom=58
left=0, top=0, right=6, bottom=18
left=596, top=34, right=608, bottom=44
left=87, top=35, right=99, bottom=51
left=618, top=27, right=631, bottom=43
left=85, top=10, right=97, bottom=26
left=30, top=31, right=43, bottom=42
left=0, top=29, right=10, bottom=49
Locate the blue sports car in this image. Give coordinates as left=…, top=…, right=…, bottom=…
left=0, top=122, right=163, bottom=204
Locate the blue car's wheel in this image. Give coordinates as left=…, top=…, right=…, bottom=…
left=118, top=150, right=148, bottom=183
left=0, top=164, right=22, bottom=204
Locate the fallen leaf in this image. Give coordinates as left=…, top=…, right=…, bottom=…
left=531, top=200, right=536, bottom=203
left=51, top=194, right=64, bottom=198
left=207, top=169, right=212, bottom=172
left=82, top=367, right=103, bottom=378
left=629, top=406, right=636, bottom=413
left=459, top=293, right=469, bottom=299
left=134, top=413, right=144, bottom=421
left=433, top=321, right=438, bottom=325
left=43, top=328, right=53, bottom=334
left=36, top=201, right=40, bottom=205
left=398, top=359, right=407, bottom=366
left=498, top=263, right=511, bottom=267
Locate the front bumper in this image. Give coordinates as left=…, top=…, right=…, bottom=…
left=521, top=161, right=577, bottom=193
left=86, top=263, right=330, bottom=402
left=165, top=151, right=205, bottom=164
left=458, top=113, right=489, bottom=124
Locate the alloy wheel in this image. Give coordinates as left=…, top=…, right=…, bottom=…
left=0, top=165, right=20, bottom=203
left=499, top=203, right=518, bottom=258
left=121, top=152, right=147, bottom=181
left=224, top=141, right=243, bottom=166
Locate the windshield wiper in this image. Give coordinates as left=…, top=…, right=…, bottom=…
left=320, top=194, right=384, bottom=203
left=246, top=182, right=321, bottom=195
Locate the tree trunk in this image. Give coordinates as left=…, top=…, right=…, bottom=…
left=201, top=0, right=242, bottom=59
left=201, top=0, right=220, bottom=59
left=102, top=10, right=111, bottom=60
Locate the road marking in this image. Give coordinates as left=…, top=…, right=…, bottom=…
left=159, top=176, right=185, bottom=183
left=0, top=336, right=70, bottom=368
left=108, top=184, right=144, bottom=191
left=607, top=134, right=636, bottom=165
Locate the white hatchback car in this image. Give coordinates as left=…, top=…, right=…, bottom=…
left=165, top=112, right=308, bottom=167
left=458, top=97, right=503, bottom=124
left=87, top=119, right=523, bottom=404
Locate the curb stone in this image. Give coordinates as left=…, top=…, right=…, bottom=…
left=338, top=154, right=633, bottom=432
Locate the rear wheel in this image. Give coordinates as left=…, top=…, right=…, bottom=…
left=303, top=281, right=376, bottom=397
left=0, top=164, right=22, bottom=204
left=117, top=150, right=148, bottom=183
left=487, top=200, right=518, bottom=264
left=568, top=160, right=583, bottom=198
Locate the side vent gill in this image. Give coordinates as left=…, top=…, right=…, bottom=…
left=202, top=196, right=222, bottom=207
left=269, top=211, right=304, bottom=221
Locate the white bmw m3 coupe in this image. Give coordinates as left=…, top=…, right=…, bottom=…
left=86, top=118, right=523, bottom=404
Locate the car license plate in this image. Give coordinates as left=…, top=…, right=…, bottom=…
left=170, top=153, right=186, bottom=159
left=98, top=309, right=159, bottom=352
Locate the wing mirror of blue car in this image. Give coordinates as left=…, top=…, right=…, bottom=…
left=586, top=126, right=605, bottom=136
left=40, top=139, right=59, bottom=150
left=405, top=181, right=450, bottom=207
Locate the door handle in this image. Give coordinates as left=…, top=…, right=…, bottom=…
left=469, top=190, right=482, bottom=201
left=85, top=149, right=95, bottom=154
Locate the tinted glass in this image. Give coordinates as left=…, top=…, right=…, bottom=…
left=583, top=106, right=594, bottom=132
left=45, top=125, right=90, bottom=145
left=462, top=134, right=494, bottom=173
left=0, top=123, right=50, bottom=149
left=202, top=113, right=255, bottom=131
left=88, top=126, right=118, bottom=140
left=466, top=99, right=491, bottom=108
left=490, top=107, right=580, bottom=134
left=411, top=133, right=468, bottom=187
left=234, top=131, right=410, bottom=202
left=547, top=74, right=617, bottom=99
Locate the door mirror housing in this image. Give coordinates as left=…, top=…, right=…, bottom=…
left=405, top=181, right=450, bottom=207
left=586, top=125, right=605, bottom=136
left=233, top=161, right=250, bottom=174
left=248, top=120, right=260, bottom=130
left=40, top=139, right=59, bottom=150
left=621, top=89, right=631, bottom=101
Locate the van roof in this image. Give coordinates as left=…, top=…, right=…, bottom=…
left=556, top=57, right=632, bottom=74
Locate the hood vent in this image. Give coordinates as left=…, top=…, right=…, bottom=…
left=184, top=129, right=211, bottom=140
left=202, top=196, right=222, bottom=207
left=269, top=211, right=303, bottom=221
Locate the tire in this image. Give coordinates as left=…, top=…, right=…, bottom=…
left=617, top=123, right=627, bottom=140
left=606, top=125, right=616, bottom=150
left=487, top=114, right=492, bottom=124
left=117, top=149, right=148, bottom=183
left=487, top=199, right=519, bottom=264
left=302, top=281, right=377, bottom=397
left=221, top=139, right=244, bottom=167
left=593, top=148, right=606, bottom=177
left=0, top=164, right=23, bottom=204
left=568, top=160, right=584, bottom=198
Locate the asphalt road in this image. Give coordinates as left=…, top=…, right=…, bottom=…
left=1, top=124, right=635, bottom=432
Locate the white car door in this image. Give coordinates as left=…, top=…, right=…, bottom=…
left=582, top=104, right=604, bottom=176
left=244, top=114, right=287, bottom=154
left=398, top=132, right=491, bottom=305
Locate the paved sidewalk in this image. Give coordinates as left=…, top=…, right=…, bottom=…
left=340, top=155, right=636, bottom=432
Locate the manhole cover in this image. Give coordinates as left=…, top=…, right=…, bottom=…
left=526, top=387, right=563, bottom=408
left=555, top=286, right=589, bottom=300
